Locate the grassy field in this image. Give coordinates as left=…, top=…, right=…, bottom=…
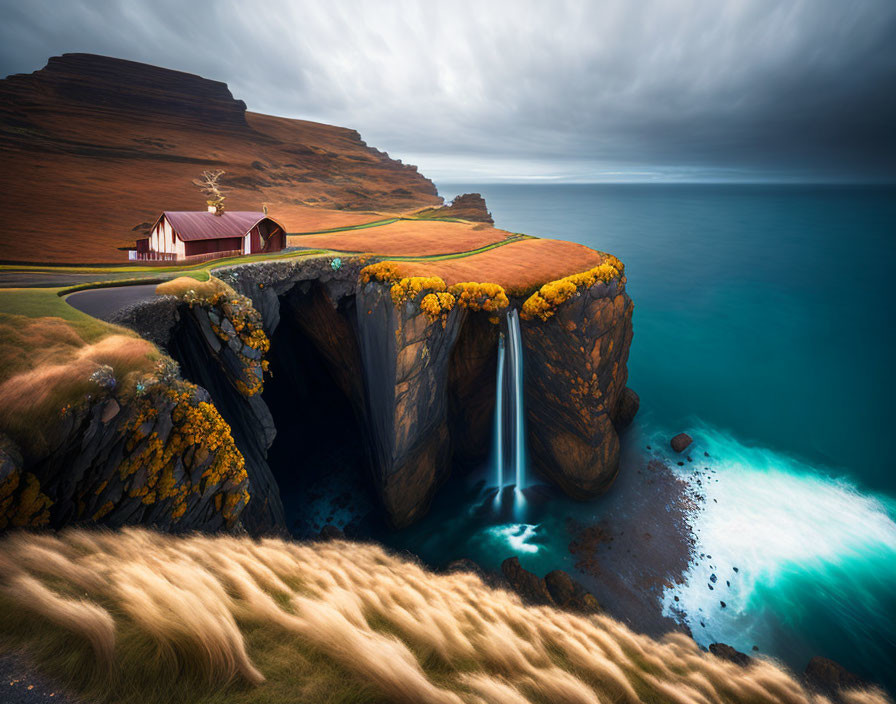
left=0, top=288, right=120, bottom=340
left=378, top=239, right=610, bottom=296
left=288, top=220, right=519, bottom=257
left=0, top=528, right=887, bottom=704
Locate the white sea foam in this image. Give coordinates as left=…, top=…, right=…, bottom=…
left=487, top=523, right=540, bottom=554
left=657, top=424, right=896, bottom=650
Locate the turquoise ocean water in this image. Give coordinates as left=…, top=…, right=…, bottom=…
left=389, top=183, right=896, bottom=691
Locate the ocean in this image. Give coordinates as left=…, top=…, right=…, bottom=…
left=393, top=183, right=896, bottom=691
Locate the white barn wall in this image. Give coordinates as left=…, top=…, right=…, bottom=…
left=148, top=217, right=183, bottom=259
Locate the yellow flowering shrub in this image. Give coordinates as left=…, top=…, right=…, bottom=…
left=0, top=469, right=51, bottom=530
left=360, top=264, right=516, bottom=327
left=158, top=276, right=270, bottom=397
left=359, top=262, right=404, bottom=285
left=118, top=382, right=249, bottom=526
left=390, top=276, right=447, bottom=305
left=447, top=282, right=510, bottom=314
left=521, top=257, right=624, bottom=321
left=420, top=292, right=457, bottom=326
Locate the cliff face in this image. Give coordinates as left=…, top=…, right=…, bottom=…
left=418, top=193, right=495, bottom=223
left=108, top=254, right=635, bottom=531
left=1, top=53, right=248, bottom=129
left=0, top=53, right=441, bottom=262
left=355, top=281, right=464, bottom=526
left=523, top=278, right=635, bottom=497
left=0, top=379, right=249, bottom=533
left=0, top=53, right=638, bottom=535
left=1, top=246, right=635, bottom=534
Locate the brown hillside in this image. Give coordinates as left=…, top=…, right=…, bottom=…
left=0, top=54, right=442, bottom=263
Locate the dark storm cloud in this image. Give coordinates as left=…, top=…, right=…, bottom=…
left=1, top=0, right=894, bottom=181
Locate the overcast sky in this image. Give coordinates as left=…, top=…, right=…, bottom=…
left=1, top=0, right=894, bottom=182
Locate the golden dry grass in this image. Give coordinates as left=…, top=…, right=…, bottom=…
left=156, top=275, right=229, bottom=299
left=0, top=315, right=159, bottom=457
left=290, top=219, right=514, bottom=256
left=384, top=239, right=607, bottom=295
left=0, top=528, right=888, bottom=704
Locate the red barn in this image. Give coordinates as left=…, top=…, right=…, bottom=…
left=134, top=210, right=286, bottom=262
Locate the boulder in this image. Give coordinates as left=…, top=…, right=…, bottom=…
left=670, top=433, right=693, bottom=453
left=613, top=387, right=640, bottom=431
left=804, top=656, right=866, bottom=695
left=501, top=557, right=553, bottom=606
left=318, top=524, right=345, bottom=540
left=708, top=643, right=752, bottom=667
left=545, top=569, right=602, bottom=613
left=501, top=558, right=602, bottom=613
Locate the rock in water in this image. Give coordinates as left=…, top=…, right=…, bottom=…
left=422, top=193, right=494, bottom=223
left=709, top=643, right=752, bottom=667
left=318, top=525, right=345, bottom=540
left=804, top=656, right=867, bottom=696
left=501, top=557, right=554, bottom=606
left=501, top=558, right=602, bottom=613
left=613, top=387, right=640, bottom=431
left=544, top=570, right=602, bottom=613
left=670, top=433, right=693, bottom=453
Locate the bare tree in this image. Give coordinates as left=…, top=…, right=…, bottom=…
left=193, top=170, right=228, bottom=214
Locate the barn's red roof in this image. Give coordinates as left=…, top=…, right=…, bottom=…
left=157, top=211, right=282, bottom=241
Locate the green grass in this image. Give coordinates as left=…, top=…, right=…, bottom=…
left=289, top=218, right=399, bottom=236
left=0, top=288, right=117, bottom=341
left=1, top=249, right=329, bottom=285
left=0, top=616, right=382, bottom=704
left=304, top=233, right=534, bottom=262
left=0, top=235, right=528, bottom=336
left=54, top=250, right=329, bottom=295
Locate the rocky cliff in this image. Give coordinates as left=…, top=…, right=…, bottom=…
left=0, top=239, right=636, bottom=534
left=0, top=53, right=249, bottom=129
left=0, top=376, right=249, bottom=533
left=522, top=272, right=636, bottom=496
left=417, top=193, right=494, bottom=223
left=100, top=249, right=636, bottom=532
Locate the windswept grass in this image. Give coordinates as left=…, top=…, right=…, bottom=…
left=0, top=314, right=159, bottom=458
left=0, top=288, right=115, bottom=340
left=0, top=529, right=888, bottom=704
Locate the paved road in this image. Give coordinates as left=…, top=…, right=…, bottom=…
left=66, top=283, right=161, bottom=322
left=0, top=270, right=164, bottom=288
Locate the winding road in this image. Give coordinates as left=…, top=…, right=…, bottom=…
left=65, top=283, right=160, bottom=321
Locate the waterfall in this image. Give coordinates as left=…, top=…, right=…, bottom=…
left=508, top=309, right=526, bottom=492
left=494, top=309, right=527, bottom=493
left=493, top=332, right=505, bottom=489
